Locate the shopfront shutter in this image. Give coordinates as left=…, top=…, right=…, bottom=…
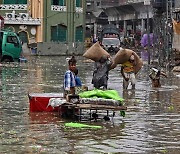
left=76, top=0, right=82, bottom=7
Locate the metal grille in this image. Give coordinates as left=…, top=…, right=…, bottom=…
left=152, top=0, right=174, bottom=68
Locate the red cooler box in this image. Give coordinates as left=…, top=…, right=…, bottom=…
left=29, top=93, right=64, bottom=112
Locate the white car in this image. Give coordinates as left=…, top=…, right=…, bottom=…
left=102, top=37, right=120, bottom=53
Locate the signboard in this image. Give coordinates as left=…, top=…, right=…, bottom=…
left=144, top=0, right=150, bottom=5
left=0, top=15, right=4, bottom=30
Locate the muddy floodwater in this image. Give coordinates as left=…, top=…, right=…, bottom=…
left=0, top=56, right=180, bottom=154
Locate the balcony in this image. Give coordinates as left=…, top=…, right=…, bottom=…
left=0, top=4, right=27, bottom=10
left=101, top=0, right=119, bottom=8
left=86, top=0, right=94, bottom=2
left=51, top=5, right=67, bottom=12
left=76, top=7, right=83, bottom=13
left=101, top=0, right=144, bottom=8
left=126, top=0, right=144, bottom=4
left=4, top=18, right=41, bottom=25
left=3, top=12, right=41, bottom=25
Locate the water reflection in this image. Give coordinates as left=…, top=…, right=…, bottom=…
left=141, top=50, right=149, bottom=62
left=0, top=56, right=180, bottom=153
left=1, top=65, right=21, bottom=96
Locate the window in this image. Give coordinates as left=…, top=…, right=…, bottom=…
left=52, top=0, right=58, bottom=5
left=51, top=26, right=58, bottom=42
left=59, top=0, right=66, bottom=6
left=51, top=0, right=66, bottom=6
left=51, top=25, right=67, bottom=42
left=76, top=0, right=82, bottom=7
left=18, top=31, right=28, bottom=43
left=75, top=26, right=83, bottom=42
left=7, top=36, right=18, bottom=44
left=57, top=25, right=67, bottom=42
left=4, top=0, right=27, bottom=4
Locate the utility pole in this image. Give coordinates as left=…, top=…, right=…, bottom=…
left=152, top=0, right=174, bottom=68
left=144, top=0, right=151, bottom=65
left=166, top=0, right=173, bottom=67
left=44, top=0, right=48, bottom=42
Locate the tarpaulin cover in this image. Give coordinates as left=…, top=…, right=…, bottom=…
left=65, top=122, right=102, bottom=129
left=79, top=89, right=124, bottom=102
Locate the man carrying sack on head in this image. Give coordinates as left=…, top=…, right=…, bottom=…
left=121, top=53, right=136, bottom=90
left=83, top=42, right=114, bottom=90
left=92, top=55, right=112, bottom=90
left=113, top=48, right=143, bottom=90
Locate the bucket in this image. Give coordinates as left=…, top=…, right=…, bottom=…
left=31, top=48, right=37, bottom=54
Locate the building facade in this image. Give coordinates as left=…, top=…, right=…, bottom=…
left=44, top=0, right=85, bottom=43
left=0, top=0, right=85, bottom=53
left=86, top=0, right=154, bottom=38
left=0, top=0, right=42, bottom=45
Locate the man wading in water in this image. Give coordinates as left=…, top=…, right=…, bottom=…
left=92, top=55, right=112, bottom=90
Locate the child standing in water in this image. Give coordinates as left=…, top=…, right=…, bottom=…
left=63, top=56, right=77, bottom=97
left=149, top=67, right=167, bottom=88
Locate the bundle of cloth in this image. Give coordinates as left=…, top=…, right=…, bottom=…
left=79, top=89, right=124, bottom=105
left=79, top=89, right=125, bottom=117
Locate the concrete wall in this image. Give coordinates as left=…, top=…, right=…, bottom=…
left=175, top=0, right=180, bottom=8
left=37, top=42, right=85, bottom=56
left=173, top=1, right=180, bottom=51
left=173, top=33, right=180, bottom=51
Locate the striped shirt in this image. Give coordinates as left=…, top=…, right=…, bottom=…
left=64, top=70, right=76, bottom=91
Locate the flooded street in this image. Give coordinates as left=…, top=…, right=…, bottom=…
left=0, top=56, right=180, bottom=154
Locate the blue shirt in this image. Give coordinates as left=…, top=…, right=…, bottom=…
left=64, top=70, right=76, bottom=91
left=75, top=76, right=82, bottom=87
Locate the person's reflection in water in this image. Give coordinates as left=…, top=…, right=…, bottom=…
left=149, top=90, right=160, bottom=102
left=140, top=50, right=149, bottom=62
left=123, top=89, right=135, bottom=100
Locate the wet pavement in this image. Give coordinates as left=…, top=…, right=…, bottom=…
left=0, top=55, right=180, bottom=154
